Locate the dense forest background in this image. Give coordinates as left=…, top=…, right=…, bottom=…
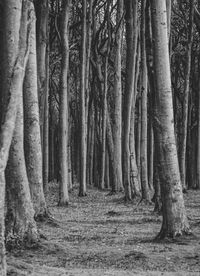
left=0, top=0, right=200, bottom=275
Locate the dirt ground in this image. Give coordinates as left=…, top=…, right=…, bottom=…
left=7, top=183, right=200, bottom=275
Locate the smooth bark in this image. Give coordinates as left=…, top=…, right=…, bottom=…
left=140, top=0, right=150, bottom=201
left=0, top=1, right=23, bottom=273
left=23, top=5, right=48, bottom=218
left=123, top=0, right=138, bottom=200
left=179, top=0, right=194, bottom=191
left=79, top=0, right=87, bottom=196
left=112, top=0, right=124, bottom=192
left=58, top=0, right=71, bottom=206
left=5, top=0, right=38, bottom=247
left=151, top=0, right=190, bottom=238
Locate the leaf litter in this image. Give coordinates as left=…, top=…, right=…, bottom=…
left=7, top=183, right=200, bottom=275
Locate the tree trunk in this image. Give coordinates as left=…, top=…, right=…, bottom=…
left=23, top=4, right=48, bottom=219
left=197, top=55, right=200, bottom=189
left=79, top=0, right=87, bottom=196
left=35, top=0, right=49, bottom=140
left=58, top=0, right=71, bottom=206
left=179, top=0, right=194, bottom=191
left=0, top=1, right=25, bottom=272
left=5, top=1, right=38, bottom=247
left=123, top=0, right=138, bottom=201
left=140, top=0, right=150, bottom=201
left=100, top=56, right=108, bottom=190
left=85, top=0, right=93, bottom=189
left=43, top=45, right=49, bottom=192
left=106, top=110, right=119, bottom=194
left=130, top=57, right=141, bottom=197
left=151, top=0, right=191, bottom=238
left=35, top=0, right=49, bottom=191
left=112, top=0, right=124, bottom=192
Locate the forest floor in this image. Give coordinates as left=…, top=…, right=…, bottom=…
left=7, top=183, right=200, bottom=276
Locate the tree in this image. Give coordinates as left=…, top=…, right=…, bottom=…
left=35, top=0, right=49, bottom=191
left=5, top=0, right=38, bottom=246
left=100, top=0, right=110, bottom=190
left=23, top=4, right=48, bottom=219
left=179, top=0, right=194, bottom=191
left=0, top=0, right=24, bottom=272
left=123, top=0, right=139, bottom=200
left=58, top=0, right=71, bottom=206
left=79, top=0, right=87, bottom=196
left=151, top=0, right=191, bottom=238
left=140, top=0, right=150, bottom=201
left=112, top=0, right=124, bottom=192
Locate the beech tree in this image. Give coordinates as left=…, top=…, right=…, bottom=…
left=0, top=1, right=23, bottom=273
left=123, top=0, right=139, bottom=200
left=5, top=0, right=38, bottom=246
left=140, top=0, right=150, bottom=201
left=23, top=5, right=48, bottom=219
left=58, top=0, right=71, bottom=205
left=35, top=0, right=49, bottom=191
left=79, top=0, right=87, bottom=196
left=151, top=0, right=191, bottom=238
left=112, top=0, right=124, bottom=192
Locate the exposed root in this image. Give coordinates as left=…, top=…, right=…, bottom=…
left=6, top=229, right=39, bottom=251
left=155, top=227, right=193, bottom=242
left=57, top=200, right=69, bottom=207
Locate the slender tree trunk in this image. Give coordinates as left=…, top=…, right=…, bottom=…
left=112, top=0, right=124, bottom=192
left=58, top=0, right=71, bottom=206
left=68, top=144, right=73, bottom=191
left=100, top=2, right=111, bottom=189
left=100, top=56, right=108, bottom=190
left=130, top=40, right=141, bottom=196
left=197, top=55, right=200, bottom=189
left=179, top=0, right=194, bottom=191
left=43, top=46, right=49, bottom=192
left=106, top=110, right=118, bottom=194
left=151, top=0, right=191, bottom=238
left=79, top=0, right=87, bottom=196
left=123, top=0, right=138, bottom=201
left=89, top=104, right=95, bottom=186
left=35, top=0, right=49, bottom=140
left=23, top=4, right=48, bottom=219
left=35, top=0, right=49, bottom=191
left=148, top=110, right=154, bottom=191
left=152, top=150, right=162, bottom=213
left=140, top=0, right=150, bottom=201
left=85, top=0, right=93, bottom=187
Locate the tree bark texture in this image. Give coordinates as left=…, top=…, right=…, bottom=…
left=23, top=4, right=48, bottom=219
left=5, top=0, right=38, bottom=247
left=79, top=0, right=87, bottom=196
left=35, top=0, right=49, bottom=138
left=112, top=0, right=124, bottom=191
left=58, top=0, right=71, bottom=205
left=123, top=0, right=138, bottom=200
left=179, top=0, right=194, bottom=191
left=151, top=0, right=190, bottom=238
left=0, top=1, right=24, bottom=273
left=35, top=0, right=49, bottom=191
left=140, top=0, right=150, bottom=201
